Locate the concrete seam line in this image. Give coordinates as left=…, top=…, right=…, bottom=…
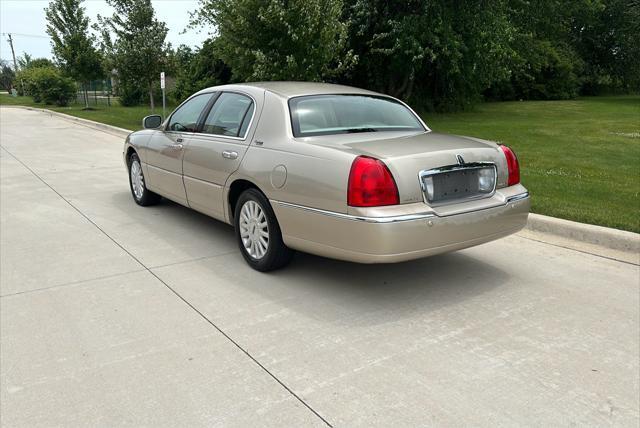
left=0, top=144, right=334, bottom=428
left=518, top=235, right=639, bottom=267
left=147, top=250, right=240, bottom=270
left=0, top=268, right=148, bottom=299
left=526, top=213, right=640, bottom=253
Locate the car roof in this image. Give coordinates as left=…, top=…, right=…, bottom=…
left=202, top=81, right=384, bottom=99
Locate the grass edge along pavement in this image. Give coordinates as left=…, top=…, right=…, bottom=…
left=2, top=93, right=638, bottom=233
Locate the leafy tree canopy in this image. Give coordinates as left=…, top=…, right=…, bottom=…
left=96, top=0, right=169, bottom=108
left=190, top=0, right=355, bottom=81
left=45, top=0, right=102, bottom=83
left=342, top=0, right=515, bottom=110
left=170, top=39, right=232, bottom=103
left=0, top=60, right=15, bottom=91
left=17, top=54, right=55, bottom=70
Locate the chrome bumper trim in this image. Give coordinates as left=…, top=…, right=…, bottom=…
left=272, top=192, right=529, bottom=224
left=272, top=201, right=436, bottom=223
left=506, top=192, right=529, bottom=203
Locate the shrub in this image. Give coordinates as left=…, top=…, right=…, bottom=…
left=0, top=63, right=15, bottom=91
left=16, top=66, right=76, bottom=106
left=117, top=81, right=144, bottom=106
left=15, top=68, right=37, bottom=98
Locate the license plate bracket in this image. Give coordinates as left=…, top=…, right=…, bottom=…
left=420, top=164, right=496, bottom=204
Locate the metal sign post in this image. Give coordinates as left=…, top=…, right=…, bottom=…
left=160, top=71, right=166, bottom=119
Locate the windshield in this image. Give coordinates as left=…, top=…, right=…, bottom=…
left=289, top=94, right=425, bottom=137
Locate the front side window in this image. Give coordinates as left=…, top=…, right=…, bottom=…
left=289, top=94, right=425, bottom=137
left=167, top=93, right=212, bottom=132
left=202, top=92, right=254, bottom=138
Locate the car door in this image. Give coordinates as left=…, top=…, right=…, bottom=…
left=144, top=93, right=214, bottom=205
left=182, top=91, right=258, bottom=221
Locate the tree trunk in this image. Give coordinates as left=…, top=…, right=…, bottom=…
left=403, top=73, right=415, bottom=101
left=149, top=83, right=155, bottom=111
left=83, top=82, right=89, bottom=109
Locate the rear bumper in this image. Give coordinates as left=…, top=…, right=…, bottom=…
left=271, top=189, right=530, bottom=263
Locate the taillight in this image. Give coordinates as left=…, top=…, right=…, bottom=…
left=348, top=156, right=399, bottom=207
left=500, top=145, right=520, bottom=186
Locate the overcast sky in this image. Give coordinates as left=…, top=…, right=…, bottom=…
left=0, top=0, right=211, bottom=64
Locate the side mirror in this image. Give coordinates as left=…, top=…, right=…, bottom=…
left=143, top=115, right=162, bottom=129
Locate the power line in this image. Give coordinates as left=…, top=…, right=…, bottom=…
left=1, top=32, right=50, bottom=39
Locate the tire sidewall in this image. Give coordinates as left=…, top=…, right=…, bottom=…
left=234, top=189, right=288, bottom=271
left=128, top=152, right=153, bottom=206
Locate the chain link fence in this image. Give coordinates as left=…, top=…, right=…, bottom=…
left=75, top=79, right=117, bottom=107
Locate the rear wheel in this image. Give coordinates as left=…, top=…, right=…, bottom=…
left=234, top=189, right=293, bottom=271
left=128, top=152, right=161, bottom=206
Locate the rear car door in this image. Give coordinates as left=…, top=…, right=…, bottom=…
left=182, top=92, right=257, bottom=220
left=144, top=93, right=213, bottom=204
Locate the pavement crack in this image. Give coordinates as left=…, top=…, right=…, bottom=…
left=1, top=145, right=333, bottom=428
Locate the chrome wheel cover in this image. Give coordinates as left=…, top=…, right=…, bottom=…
left=130, top=159, right=144, bottom=200
left=239, top=200, right=269, bottom=260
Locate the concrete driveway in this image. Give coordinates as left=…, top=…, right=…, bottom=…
left=1, top=107, right=638, bottom=427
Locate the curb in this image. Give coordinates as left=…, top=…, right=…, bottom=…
left=3, top=105, right=639, bottom=255
left=2, top=105, right=132, bottom=138
left=526, top=213, right=639, bottom=254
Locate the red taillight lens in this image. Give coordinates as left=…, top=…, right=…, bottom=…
left=348, top=156, right=399, bottom=207
left=500, top=145, right=520, bottom=186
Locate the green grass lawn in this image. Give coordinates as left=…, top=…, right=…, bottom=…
left=425, top=96, right=640, bottom=233
left=2, top=93, right=638, bottom=233
left=0, top=94, right=174, bottom=130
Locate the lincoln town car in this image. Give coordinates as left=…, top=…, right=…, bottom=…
left=124, top=82, right=530, bottom=271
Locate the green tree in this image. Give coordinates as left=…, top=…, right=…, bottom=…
left=171, top=40, right=232, bottom=102
left=96, top=0, right=169, bottom=108
left=342, top=0, right=514, bottom=111
left=0, top=61, right=15, bottom=91
left=485, top=0, right=590, bottom=100
left=570, top=0, right=640, bottom=93
left=190, top=0, right=355, bottom=81
left=486, top=0, right=639, bottom=100
left=45, top=0, right=103, bottom=109
left=17, top=54, right=55, bottom=70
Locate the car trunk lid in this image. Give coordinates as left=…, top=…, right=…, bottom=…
left=303, top=131, right=509, bottom=207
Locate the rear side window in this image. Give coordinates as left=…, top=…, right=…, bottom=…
left=202, top=92, right=254, bottom=138
left=289, top=94, right=425, bottom=137
left=168, top=93, right=212, bottom=132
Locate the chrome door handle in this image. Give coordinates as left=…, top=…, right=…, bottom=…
left=170, top=144, right=183, bottom=150
left=222, top=150, right=238, bottom=159
left=176, top=138, right=184, bottom=143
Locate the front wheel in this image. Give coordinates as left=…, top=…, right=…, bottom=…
left=128, top=152, right=161, bottom=206
left=234, top=189, right=293, bottom=271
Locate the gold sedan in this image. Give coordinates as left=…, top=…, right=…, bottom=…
left=124, top=82, right=529, bottom=271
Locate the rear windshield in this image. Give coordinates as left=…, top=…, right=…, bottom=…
left=289, top=94, right=425, bottom=137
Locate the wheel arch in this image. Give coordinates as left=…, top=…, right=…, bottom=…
left=227, top=179, right=270, bottom=222
left=125, top=146, right=138, bottom=164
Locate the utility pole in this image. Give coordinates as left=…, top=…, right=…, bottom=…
left=7, top=33, right=18, bottom=71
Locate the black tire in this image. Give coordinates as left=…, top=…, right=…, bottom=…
left=127, top=152, right=161, bottom=206
left=234, top=189, right=293, bottom=271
